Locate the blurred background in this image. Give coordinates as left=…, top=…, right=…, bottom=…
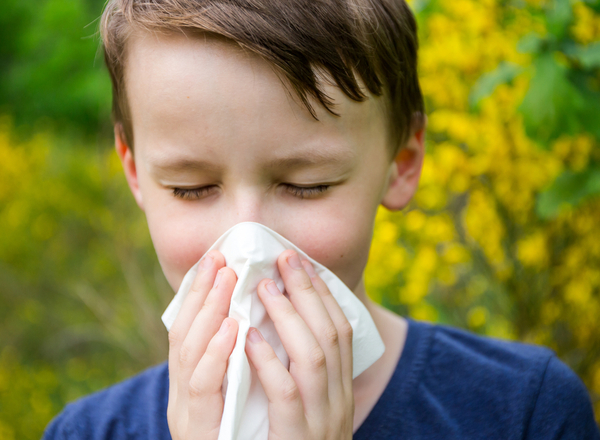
left=0, top=0, right=599, bottom=437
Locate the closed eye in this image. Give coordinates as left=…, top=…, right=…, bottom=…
left=283, top=184, right=330, bottom=199
left=172, top=186, right=217, bottom=200
left=171, top=184, right=330, bottom=200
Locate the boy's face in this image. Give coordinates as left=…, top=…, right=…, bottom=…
left=118, top=31, right=422, bottom=295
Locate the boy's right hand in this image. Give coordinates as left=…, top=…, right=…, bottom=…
left=166, top=250, right=239, bottom=440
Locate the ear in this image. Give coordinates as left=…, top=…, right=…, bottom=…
left=115, top=124, right=144, bottom=210
left=381, top=114, right=427, bottom=211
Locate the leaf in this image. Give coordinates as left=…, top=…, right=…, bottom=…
left=583, top=0, right=600, bottom=13
left=469, top=62, right=524, bottom=110
left=536, top=166, right=600, bottom=218
left=570, top=41, right=600, bottom=69
left=568, top=70, right=600, bottom=138
left=519, top=54, right=587, bottom=146
left=517, top=33, right=546, bottom=54
left=546, top=0, right=574, bottom=39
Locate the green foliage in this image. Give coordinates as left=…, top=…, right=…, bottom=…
left=0, top=0, right=112, bottom=138
left=515, top=3, right=600, bottom=144
left=519, top=53, right=593, bottom=143
left=0, top=117, right=170, bottom=439
left=537, top=165, right=600, bottom=218
left=569, top=40, right=600, bottom=67
left=469, top=62, right=523, bottom=109
left=468, top=0, right=600, bottom=217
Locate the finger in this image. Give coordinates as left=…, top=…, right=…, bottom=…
left=178, top=266, right=237, bottom=396
left=168, top=251, right=226, bottom=403
left=301, top=259, right=354, bottom=391
left=245, top=327, right=305, bottom=426
left=187, top=317, right=238, bottom=440
left=277, top=251, right=344, bottom=398
left=256, top=278, right=329, bottom=412
left=171, top=251, right=226, bottom=341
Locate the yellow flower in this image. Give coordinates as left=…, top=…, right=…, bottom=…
left=517, top=231, right=549, bottom=269
left=467, top=306, right=488, bottom=328
left=572, top=2, right=600, bottom=45
left=442, top=243, right=471, bottom=265
left=564, top=279, right=593, bottom=305
left=404, top=209, right=427, bottom=232
left=410, top=302, right=440, bottom=322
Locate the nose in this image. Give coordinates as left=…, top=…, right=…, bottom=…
left=226, top=186, right=266, bottom=226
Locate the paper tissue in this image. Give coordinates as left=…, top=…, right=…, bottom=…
left=161, top=222, right=385, bottom=440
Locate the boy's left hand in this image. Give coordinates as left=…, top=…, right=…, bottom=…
left=245, top=250, right=354, bottom=440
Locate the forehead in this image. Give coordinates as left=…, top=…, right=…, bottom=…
left=124, top=30, right=389, bottom=160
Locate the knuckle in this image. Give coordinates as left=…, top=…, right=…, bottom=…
left=200, top=295, right=216, bottom=312
left=188, top=280, right=204, bottom=295
left=280, top=379, right=300, bottom=404
left=297, top=280, right=315, bottom=296
left=258, top=349, right=279, bottom=371
left=178, top=343, right=194, bottom=365
left=316, top=284, right=333, bottom=299
left=252, top=344, right=280, bottom=374
left=202, top=346, right=220, bottom=365
left=168, top=328, right=182, bottom=349
left=307, top=345, right=327, bottom=370
left=339, top=321, right=353, bottom=342
left=281, top=303, right=298, bottom=320
left=323, top=323, right=339, bottom=348
left=188, top=374, right=209, bottom=398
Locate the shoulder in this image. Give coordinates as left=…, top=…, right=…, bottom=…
left=526, top=355, right=600, bottom=440
left=356, top=320, right=599, bottom=439
left=420, top=321, right=598, bottom=439
left=42, top=362, right=171, bottom=440
left=425, top=320, right=554, bottom=388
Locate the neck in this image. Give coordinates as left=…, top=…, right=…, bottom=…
left=350, top=276, right=408, bottom=430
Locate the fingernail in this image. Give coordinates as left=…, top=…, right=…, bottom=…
left=213, top=269, right=223, bottom=288
left=287, top=252, right=302, bottom=270
left=302, top=259, right=317, bottom=278
left=218, top=319, right=230, bottom=335
left=199, top=254, right=213, bottom=270
left=248, top=328, right=263, bottom=344
left=266, top=281, right=281, bottom=296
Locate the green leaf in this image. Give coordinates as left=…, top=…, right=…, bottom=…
left=568, top=70, right=600, bottom=138
left=570, top=41, right=600, bottom=69
left=519, top=54, right=586, bottom=146
left=536, top=166, right=600, bottom=218
left=583, top=0, right=600, bottom=13
left=546, top=0, right=574, bottom=39
left=469, top=62, right=524, bottom=110
left=517, top=33, right=546, bottom=54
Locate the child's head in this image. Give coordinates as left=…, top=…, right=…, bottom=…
left=100, top=0, right=425, bottom=294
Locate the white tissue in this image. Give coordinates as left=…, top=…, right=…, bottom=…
left=161, top=222, right=385, bottom=440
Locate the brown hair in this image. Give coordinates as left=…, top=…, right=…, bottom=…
left=100, top=0, right=424, bottom=156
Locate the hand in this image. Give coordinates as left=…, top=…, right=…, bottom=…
left=245, top=250, right=355, bottom=440
left=166, top=250, right=239, bottom=440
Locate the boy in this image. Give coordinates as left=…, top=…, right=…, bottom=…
left=45, top=0, right=599, bottom=438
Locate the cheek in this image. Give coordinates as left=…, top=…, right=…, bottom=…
left=144, top=202, right=222, bottom=291
left=147, top=202, right=375, bottom=294
left=282, top=202, right=376, bottom=292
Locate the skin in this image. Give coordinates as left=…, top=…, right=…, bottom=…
left=116, top=30, right=425, bottom=438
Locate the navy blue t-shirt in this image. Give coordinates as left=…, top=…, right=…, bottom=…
left=43, top=319, right=600, bottom=439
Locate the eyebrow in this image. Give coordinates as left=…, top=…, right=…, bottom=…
left=148, top=157, right=220, bottom=173
left=147, top=149, right=355, bottom=173
left=265, top=150, right=355, bottom=169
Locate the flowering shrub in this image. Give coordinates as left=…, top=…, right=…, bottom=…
left=366, top=0, right=600, bottom=422
left=0, top=116, right=170, bottom=439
